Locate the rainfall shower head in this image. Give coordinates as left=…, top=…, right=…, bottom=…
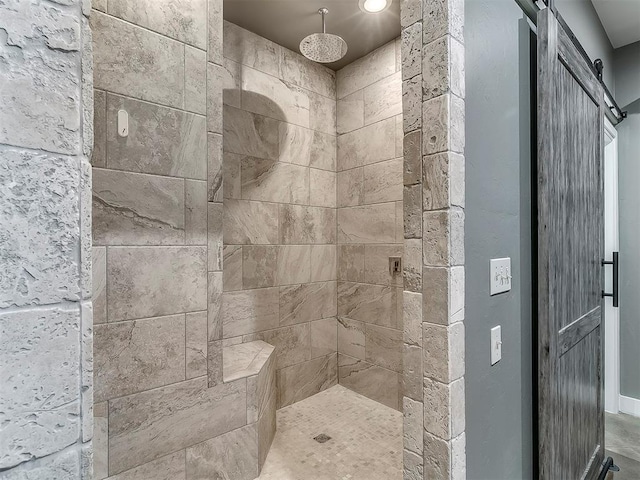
left=299, top=8, right=347, bottom=64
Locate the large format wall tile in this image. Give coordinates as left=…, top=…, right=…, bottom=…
left=107, top=451, right=186, bottom=480
left=108, top=0, right=207, bottom=49
left=186, top=424, right=258, bottom=480
left=277, top=353, right=337, bottom=408
left=337, top=245, right=365, bottom=282
left=337, top=203, right=397, bottom=244
left=92, top=169, right=185, bottom=246
left=337, top=354, right=400, bottom=410
left=336, top=41, right=396, bottom=99
left=242, top=245, right=277, bottom=289
left=280, top=48, right=335, bottom=99
left=92, top=12, right=185, bottom=108
left=93, top=247, right=107, bottom=325
left=106, top=94, right=206, bottom=180
left=107, top=246, right=207, bottom=321
left=310, top=169, right=336, bottom=208
left=242, top=67, right=310, bottom=128
left=363, top=158, right=403, bottom=204
left=279, top=281, right=337, bottom=326
left=245, top=324, right=311, bottom=369
left=310, top=245, right=337, bottom=282
left=309, top=91, right=336, bottom=136
left=337, top=117, right=397, bottom=171
left=241, top=157, right=309, bottom=205
left=278, top=124, right=336, bottom=171
left=337, top=317, right=366, bottom=360
left=222, top=287, right=279, bottom=337
left=224, top=199, right=279, bottom=245
left=279, top=205, right=336, bottom=244
left=337, top=282, right=397, bottom=329
left=185, top=46, right=207, bottom=114
left=365, top=324, right=402, bottom=372
left=94, top=315, right=186, bottom=402
left=108, top=377, right=247, bottom=475
left=337, top=90, right=364, bottom=134
left=186, top=311, right=208, bottom=379
left=223, top=21, right=280, bottom=78
left=311, top=317, right=338, bottom=358
left=363, top=72, right=403, bottom=125
left=364, top=244, right=404, bottom=286
left=276, top=245, right=311, bottom=286
left=223, top=106, right=279, bottom=160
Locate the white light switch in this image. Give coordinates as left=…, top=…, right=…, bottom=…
left=491, top=326, right=502, bottom=365
left=117, top=109, right=129, bottom=137
left=490, top=257, right=512, bottom=295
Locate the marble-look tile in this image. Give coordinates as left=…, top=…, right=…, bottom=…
left=337, top=317, right=365, bottom=360
left=337, top=167, right=364, bottom=207
left=93, top=247, right=107, bottom=325
left=224, top=21, right=280, bottom=78
left=364, top=72, right=403, bottom=125
left=363, top=157, right=403, bottom=204
left=107, top=246, right=207, bottom=322
left=222, top=58, right=242, bottom=108
left=94, top=402, right=108, bottom=480
left=186, top=424, right=258, bottom=480
left=242, top=66, right=310, bottom=128
left=337, top=354, right=400, bottom=410
left=276, top=245, right=311, bottom=286
left=92, top=12, right=184, bottom=109
left=337, top=117, right=396, bottom=171
left=337, top=282, right=397, bottom=329
left=108, top=377, right=246, bottom=475
left=365, top=324, right=402, bottom=372
left=241, top=157, right=309, bottom=205
left=245, top=324, right=311, bottom=369
left=224, top=199, right=279, bottom=245
left=337, top=245, right=365, bottom=282
left=223, top=245, right=243, bottom=291
left=279, top=205, right=336, bottom=245
left=364, top=244, right=404, bottom=286
left=222, top=287, right=279, bottom=337
left=93, top=168, right=185, bottom=246
left=108, top=0, right=206, bottom=49
left=94, top=315, right=186, bottom=402
left=242, top=245, right=277, bottom=289
left=208, top=133, right=223, bottom=202
left=395, top=116, right=404, bottom=158
left=395, top=37, right=401, bottom=71
left=106, top=94, right=206, bottom=180
left=247, top=348, right=276, bottom=423
left=257, top=390, right=277, bottom=470
left=207, top=339, right=224, bottom=387
left=337, top=90, right=364, bottom=134
left=278, top=123, right=312, bottom=166
left=207, top=62, right=224, bottom=134
left=309, top=91, right=336, bottom=136
left=185, top=180, right=207, bottom=245
left=336, top=41, right=396, bottom=99
left=208, top=0, right=223, bottom=65
left=93, top=89, right=107, bottom=167
left=107, top=451, right=186, bottom=480
left=311, top=318, right=338, bottom=358
left=185, top=46, right=206, bottom=114
left=208, top=202, right=223, bottom=271
left=223, top=105, right=279, bottom=160
left=224, top=340, right=275, bottom=382
left=280, top=48, right=336, bottom=99
left=186, top=311, right=208, bottom=379
left=337, top=203, right=396, bottom=244
left=310, top=245, right=336, bottom=282
left=309, top=168, right=336, bottom=208
left=279, top=281, right=337, bottom=326
left=310, top=131, right=337, bottom=171
left=94, top=0, right=107, bottom=12
left=223, top=152, right=242, bottom=200
left=277, top=353, right=337, bottom=408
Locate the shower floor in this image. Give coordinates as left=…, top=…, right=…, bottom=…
left=258, top=384, right=403, bottom=480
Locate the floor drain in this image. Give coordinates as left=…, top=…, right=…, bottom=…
left=313, top=433, right=331, bottom=443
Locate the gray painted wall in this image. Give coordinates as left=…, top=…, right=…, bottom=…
left=465, top=0, right=533, bottom=477
left=556, top=0, right=615, bottom=90
left=614, top=41, right=640, bottom=400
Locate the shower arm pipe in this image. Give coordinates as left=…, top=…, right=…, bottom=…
left=514, top=0, right=627, bottom=125
left=320, top=7, right=328, bottom=34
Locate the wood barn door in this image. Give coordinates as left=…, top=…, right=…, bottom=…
left=536, top=8, right=606, bottom=480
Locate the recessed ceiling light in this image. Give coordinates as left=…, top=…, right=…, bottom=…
left=359, top=0, right=391, bottom=13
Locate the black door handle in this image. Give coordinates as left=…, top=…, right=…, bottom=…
left=602, top=251, right=619, bottom=308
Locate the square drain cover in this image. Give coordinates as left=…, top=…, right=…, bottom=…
left=313, top=433, right=331, bottom=443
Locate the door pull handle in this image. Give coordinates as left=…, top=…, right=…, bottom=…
left=601, top=251, right=619, bottom=308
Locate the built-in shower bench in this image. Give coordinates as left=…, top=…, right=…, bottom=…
left=222, top=340, right=277, bottom=477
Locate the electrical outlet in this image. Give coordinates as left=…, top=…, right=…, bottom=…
left=491, top=325, right=502, bottom=365
left=490, top=257, right=512, bottom=295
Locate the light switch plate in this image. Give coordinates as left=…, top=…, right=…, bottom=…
left=490, top=257, right=512, bottom=295
left=491, top=325, right=502, bottom=365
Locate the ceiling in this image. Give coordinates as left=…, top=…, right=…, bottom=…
left=591, top=0, right=640, bottom=48
left=223, top=0, right=401, bottom=71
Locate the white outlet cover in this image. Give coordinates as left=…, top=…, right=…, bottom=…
left=490, top=257, right=512, bottom=295
left=491, top=325, right=502, bottom=365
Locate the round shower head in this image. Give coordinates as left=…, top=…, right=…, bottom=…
left=300, top=8, right=347, bottom=64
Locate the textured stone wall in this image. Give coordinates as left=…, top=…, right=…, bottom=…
left=0, top=0, right=94, bottom=478
left=400, top=0, right=467, bottom=478
left=335, top=40, right=405, bottom=410
left=220, top=21, right=339, bottom=409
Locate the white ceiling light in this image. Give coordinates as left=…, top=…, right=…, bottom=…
left=359, top=0, right=391, bottom=13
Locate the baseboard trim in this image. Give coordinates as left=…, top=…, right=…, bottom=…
left=619, top=395, right=640, bottom=417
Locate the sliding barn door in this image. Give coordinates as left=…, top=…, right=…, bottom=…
left=537, top=8, right=605, bottom=480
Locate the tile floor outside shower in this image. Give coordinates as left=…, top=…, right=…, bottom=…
left=606, top=412, right=640, bottom=480
left=258, top=384, right=402, bottom=480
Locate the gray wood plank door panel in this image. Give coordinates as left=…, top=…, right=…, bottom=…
left=537, top=8, right=605, bottom=480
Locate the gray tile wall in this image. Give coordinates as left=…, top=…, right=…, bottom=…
left=221, top=21, right=339, bottom=409
left=336, top=40, right=405, bottom=411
